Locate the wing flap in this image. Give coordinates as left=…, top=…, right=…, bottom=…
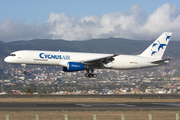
left=80, top=54, right=119, bottom=65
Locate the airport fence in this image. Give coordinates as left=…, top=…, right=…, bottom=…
left=4, top=113, right=180, bottom=120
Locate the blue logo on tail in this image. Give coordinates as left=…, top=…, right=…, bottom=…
left=158, top=40, right=167, bottom=51
left=150, top=33, right=170, bottom=56
left=152, top=43, right=158, bottom=47
left=165, top=33, right=171, bottom=41
left=151, top=49, right=157, bottom=56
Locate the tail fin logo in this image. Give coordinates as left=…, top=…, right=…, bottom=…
left=140, top=32, right=172, bottom=59
left=158, top=40, right=167, bottom=51
left=152, top=43, right=158, bottom=47
left=151, top=49, right=157, bottom=56
left=165, top=33, right=171, bottom=41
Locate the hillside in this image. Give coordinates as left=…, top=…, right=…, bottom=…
left=0, top=38, right=180, bottom=69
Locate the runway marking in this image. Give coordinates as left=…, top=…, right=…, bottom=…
left=76, top=104, right=135, bottom=107
left=153, top=103, right=180, bottom=107
left=117, top=104, right=135, bottom=107
left=76, top=104, right=92, bottom=107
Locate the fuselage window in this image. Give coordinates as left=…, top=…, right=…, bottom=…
left=11, top=54, right=16, bottom=56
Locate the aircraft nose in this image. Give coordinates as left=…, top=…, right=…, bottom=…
left=4, top=57, right=11, bottom=63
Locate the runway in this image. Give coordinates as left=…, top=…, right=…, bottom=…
left=0, top=102, right=180, bottom=111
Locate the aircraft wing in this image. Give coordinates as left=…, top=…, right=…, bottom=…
left=80, top=54, right=119, bottom=65
left=151, top=58, right=173, bottom=64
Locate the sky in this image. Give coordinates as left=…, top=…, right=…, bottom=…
left=0, top=0, right=180, bottom=42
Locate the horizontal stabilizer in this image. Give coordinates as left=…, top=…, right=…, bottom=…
left=151, top=58, right=173, bottom=64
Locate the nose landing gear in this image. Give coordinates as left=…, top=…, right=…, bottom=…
left=21, top=64, right=27, bottom=74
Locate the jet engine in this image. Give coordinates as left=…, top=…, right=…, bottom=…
left=63, top=62, right=88, bottom=72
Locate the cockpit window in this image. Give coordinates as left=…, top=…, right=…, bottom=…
left=11, top=54, right=16, bottom=56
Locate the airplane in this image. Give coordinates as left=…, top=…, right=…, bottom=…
left=4, top=32, right=173, bottom=78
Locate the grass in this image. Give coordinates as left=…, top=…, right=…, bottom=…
left=1, top=111, right=180, bottom=120
left=0, top=97, right=180, bottom=103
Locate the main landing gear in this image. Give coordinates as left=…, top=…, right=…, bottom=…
left=85, top=73, right=97, bottom=78
left=84, top=69, right=97, bottom=78
left=21, top=64, right=27, bottom=74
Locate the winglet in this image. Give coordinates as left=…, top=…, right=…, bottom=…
left=113, top=53, right=120, bottom=57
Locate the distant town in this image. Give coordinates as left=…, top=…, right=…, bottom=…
left=0, top=66, right=180, bottom=95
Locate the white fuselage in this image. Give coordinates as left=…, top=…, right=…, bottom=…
left=4, top=50, right=162, bottom=70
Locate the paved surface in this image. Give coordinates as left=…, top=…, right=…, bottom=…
left=1, top=94, right=180, bottom=99
left=0, top=102, right=180, bottom=111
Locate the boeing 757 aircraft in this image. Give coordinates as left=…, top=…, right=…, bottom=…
left=4, top=32, right=172, bottom=78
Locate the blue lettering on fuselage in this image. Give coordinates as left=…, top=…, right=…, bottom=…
left=39, top=53, right=70, bottom=60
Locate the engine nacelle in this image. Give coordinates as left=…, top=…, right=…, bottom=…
left=63, top=62, right=88, bottom=72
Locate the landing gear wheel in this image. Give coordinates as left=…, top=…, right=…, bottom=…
left=24, top=71, right=27, bottom=74
left=93, top=74, right=97, bottom=78
left=85, top=73, right=89, bottom=77
left=85, top=69, right=97, bottom=78
left=88, top=73, right=93, bottom=78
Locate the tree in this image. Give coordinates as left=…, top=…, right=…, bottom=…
left=25, top=87, right=33, bottom=94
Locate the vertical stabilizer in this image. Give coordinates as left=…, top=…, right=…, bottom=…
left=139, top=32, right=172, bottom=59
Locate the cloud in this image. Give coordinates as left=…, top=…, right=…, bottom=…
left=143, top=4, right=180, bottom=35
left=0, top=3, right=180, bottom=42
left=0, top=19, right=53, bottom=41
